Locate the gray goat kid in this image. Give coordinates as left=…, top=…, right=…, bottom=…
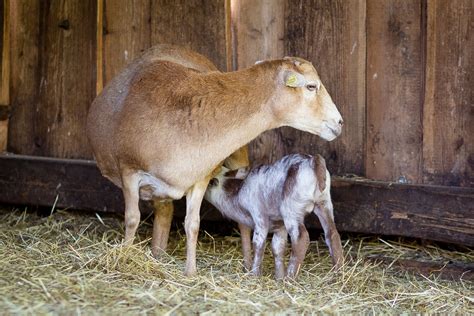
left=205, top=154, right=344, bottom=279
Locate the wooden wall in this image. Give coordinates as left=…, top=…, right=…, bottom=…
left=233, top=0, right=472, bottom=187
left=4, top=0, right=227, bottom=160
left=1, top=0, right=472, bottom=187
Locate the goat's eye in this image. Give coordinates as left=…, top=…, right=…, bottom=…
left=306, top=84, right=318, bottom=92
left=209, top=178, right=219, bottom=186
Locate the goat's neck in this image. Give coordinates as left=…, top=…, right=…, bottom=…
left=190, top=68, right=279, bottom=155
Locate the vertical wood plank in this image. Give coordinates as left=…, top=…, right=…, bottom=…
left=0, top=0, right=8, bottom=151
left=7, top=0, right=40, bottom=155
left=0, top=0, right=9, bottom=105
left=284, top=0, right=366, bottom=175
left=232, top=0, right=286, bottom=166
left=37, top=0, right=97, bottom=159
left=8, top=0, right=97, bottom=159
left=96, top=0, right=103, bottom=94
left=366, top=0, right=424, bottom=183
left=225, top=0, right=232, bottom=72
left=423, top=0, right=473, bottom=187
left=103, top=0, right=150, bottom=84
left=150, top=0, right=227, bottom=71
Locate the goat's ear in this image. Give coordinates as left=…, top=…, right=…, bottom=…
left=284, top=71, right=306, bottom=88
left=314, top=154, right=327, bottom=193
left=284, top=56, right=302, bottom=67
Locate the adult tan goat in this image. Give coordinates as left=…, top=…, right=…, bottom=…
left=87, top=44, right=343, bottom=276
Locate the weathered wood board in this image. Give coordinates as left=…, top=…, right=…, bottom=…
left=7, top=0, right=40, bottom=156
left=366, top=0, right=424, bottom=184
left=284, top=0, right=366, bottom=176
left=8, top=0, right=97, bottom=159
left=150, top=0, right=227, bottom=71
left=423, top=0, right=473, bottom=187
left=238, top=0, right=366, bottom=175
left=1, top=154, right=472, bottom=247
left=232, top=0, right=287, bottom=166
left=0, top=0, right=9, bottom=151
left=102, top=0, right=151, bottom=85
left=0, top=0, right=8, bottom=106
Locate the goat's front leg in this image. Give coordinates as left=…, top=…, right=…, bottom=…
left=238, top=223, right=253, bottom=271
left=286, top=223, right=310, bottom=279
left=313, top=200, right=344, bottom=269
left=184, top=179, right=209, bottom=276
left=271, top=226, right=288, bottom=280
left=151, top=200, right=174, bottom=258
left=250, top=224, right=269, bottom=276
left=122, top=171, right=141, bottom=245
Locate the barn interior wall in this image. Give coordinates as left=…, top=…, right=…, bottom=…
left=0, top=0, right=472, bottom=187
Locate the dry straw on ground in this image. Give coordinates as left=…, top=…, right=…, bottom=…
left=0, top=206, right=472, bottom=314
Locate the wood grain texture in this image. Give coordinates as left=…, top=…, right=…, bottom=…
left=232, top=0, right=286, bottom=166
left=366, top=0, right=424, bottom=184
left=0, top=0, right=2, bottom=92
left=0, top=0, right=8, bottom=152
left=7, top=0, right=40, bottom=155
left=283, top=0, right=366, bottom=175
left=8, top=0, right=97, bottom=159
left=0, top=0, right=9, bottom=106
left=96, top=0, right=103, bottom=94
left=0, top=119, right=6, bottom=152
left=423, top=0, right=473, bottom=187
left=150, top=0, right=227, bottom=71
left=103, top=0, right=150, bottom=84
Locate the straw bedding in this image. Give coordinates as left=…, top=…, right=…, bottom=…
left=0, top=206, right=472, bottom=314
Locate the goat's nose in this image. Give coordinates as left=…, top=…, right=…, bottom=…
left=338, top=119, right=344, bottom=126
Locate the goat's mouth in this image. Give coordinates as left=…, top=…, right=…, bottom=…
left=328, top=125, right=342, bottom=137
left=318, top=124, right=341, bottom=141
left=209, top=178, right=219, bottom=186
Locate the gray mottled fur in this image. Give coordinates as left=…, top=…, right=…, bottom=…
left=205, top=154, right=344, bottom=279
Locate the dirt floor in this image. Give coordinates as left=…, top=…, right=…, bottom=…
left=0, top=205, right=472, bottom=314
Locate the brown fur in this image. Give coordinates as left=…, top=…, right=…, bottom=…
left=282, top=163, right=301, bottom=198
left=313, top=154, right=327, bottom=193
left=223, top=178, right=244, bottom=197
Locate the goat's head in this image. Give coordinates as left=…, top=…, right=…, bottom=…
left=265, top=57, right=343, bottom=141
left=205, top=166, right=248, bottom=205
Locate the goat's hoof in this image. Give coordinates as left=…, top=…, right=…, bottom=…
left=184, top=267, right=197, bottom=277
left=151, top=247, right=167, bottom=259
left=242, top=263, right=252, bottom=273
left=274, top=273, right=285, bottom=281
left=249, top=270, right=262, bottom=277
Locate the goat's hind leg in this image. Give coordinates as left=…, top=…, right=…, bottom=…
left=286, top=224, right=310, bottom=279
left=250, top=225, right=269, bottom=276
left=271, top=227, right=288, bottom=280
left=122, top=171, right=141, bottom=245
left=313, top=201, right=344, bottom=269
left=238, top=223, right=253, bottom=271
left=151, top=200, right=174, bottom=258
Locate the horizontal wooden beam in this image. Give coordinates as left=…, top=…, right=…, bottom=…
left=0, top=154, right=473, bottom=246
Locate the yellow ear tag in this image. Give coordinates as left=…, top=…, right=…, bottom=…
left=286, top=74, right=298, bottom=87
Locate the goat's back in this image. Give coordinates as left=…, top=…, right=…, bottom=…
left=86, top=45, right=219, bottom=187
